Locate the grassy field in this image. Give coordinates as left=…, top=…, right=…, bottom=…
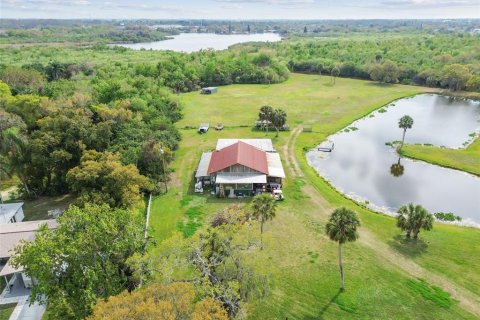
left=401, top=139, right=480, bottom=176
left=0, top=303, right=17, bottom=320
left=148, top=74, right=480, bottom=319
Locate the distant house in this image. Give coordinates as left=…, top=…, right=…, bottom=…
left=0, top=202, right=25, bottom=224
left=201, top=87, right=218, bottom=94
left=195, top=139, right=285, bottom=197
left=0, top=220, right=58, bottom=290
left=198, top=123, right=210, bottom=133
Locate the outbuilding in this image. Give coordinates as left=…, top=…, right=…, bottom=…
left=201, top=87, right=218, bottom=94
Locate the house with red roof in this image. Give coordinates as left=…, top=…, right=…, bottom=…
left=195, top=139, right=285, bottom=197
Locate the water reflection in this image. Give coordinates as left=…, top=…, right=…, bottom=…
left=306, top=94, right=480, bottom=223
left=390, top=157, right=405, bottom=178
left=115, top=33, right=281, bottom=52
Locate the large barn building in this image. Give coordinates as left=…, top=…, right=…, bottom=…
left=195, top=139, right=285, bottom=197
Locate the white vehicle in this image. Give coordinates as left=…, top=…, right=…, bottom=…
left=272, top=189, right=284, bottom=201
left=194, top=181, right=204, bottom=193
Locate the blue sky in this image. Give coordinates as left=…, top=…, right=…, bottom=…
left=1, top=0, right=479, bottom=19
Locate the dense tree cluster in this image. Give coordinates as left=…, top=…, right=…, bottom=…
left=249, top=34, right=480, bottom=91
left=133, top=50, right=289, bottom=92
left=0, top=73, right=181, bottom=202
left=88, top=282, right=228, bottom=320
left=12, top=204, right=147, bottom=319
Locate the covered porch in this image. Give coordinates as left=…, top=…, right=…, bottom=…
left=214, top=172, right=267, bottom=197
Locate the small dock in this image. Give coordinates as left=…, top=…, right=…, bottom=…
left=317, top=140, right=334, bottom=152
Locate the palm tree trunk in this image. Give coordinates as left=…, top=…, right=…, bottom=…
left=260, top=220, right=264, bottom=250
left=413, top=229, right=419, bottom=240
left=401, top=128, right=406, bottom=148
left=275, top=127, right=279, bottom=137
left=339, top=242, right=345, bottom=290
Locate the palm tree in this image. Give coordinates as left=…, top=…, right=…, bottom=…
left=258, top=105, right=273, bottom=135
left=398, top=115, right=414, bottom=149
left=390, top=157, right=404, bottom=177
left=272, top=109, right=287, bottom=137
left=331, top=66, right=340, bottom=85
left=251, top=193, right=277, bottom=249
left=397, top=203, right=433, bottom=240
left=326, top=207, right=360, bottom=290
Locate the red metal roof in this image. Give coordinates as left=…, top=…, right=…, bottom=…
left=207, top=141, right=269, bottom=175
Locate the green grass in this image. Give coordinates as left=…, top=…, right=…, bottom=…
left=296, top=131, right=480, bottom=296
left=401, top=138, right=480, bottom=176
left=0, top=303, right=17, bottom=320
left=0, top=278, right=5, bottom=295
left=147, top=74, right=480, bottom=319
left=406, top=279, right=453, bottom=308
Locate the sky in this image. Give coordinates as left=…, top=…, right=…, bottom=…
left=1, top=0, right=479, bottom=20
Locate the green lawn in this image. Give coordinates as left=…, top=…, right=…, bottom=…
left=148, top=74, right=480, bottom=319
left=0, top=303, right=17, bottom=320
left=401, top=138, right=480, bottom=176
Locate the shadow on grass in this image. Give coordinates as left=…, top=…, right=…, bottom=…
left=303, top=289, right=342, bottom=320
left=206, top=196, right=251, bottom=204
left=388, top=234, right=429, bottom=258
left=365, top=82, right=395, bottom=88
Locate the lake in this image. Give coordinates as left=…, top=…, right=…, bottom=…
left=306, top=94, right=480, bottom=224
left=116, top=33, right=281, bottom=52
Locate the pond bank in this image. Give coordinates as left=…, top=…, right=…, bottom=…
left=401, top=138, right=480, bottom=177
left=306, top=94, right=480, bottom=224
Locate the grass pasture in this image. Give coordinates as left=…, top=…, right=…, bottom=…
left=401, top=139, right=480, bottom=176
left=0, top=303, right=17, bottom=320
left=148, top=74, right=480, bottom=319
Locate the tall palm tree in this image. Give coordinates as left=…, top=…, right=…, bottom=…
left=397, top=203, right=433, bottom=240
left=331, top=66, right=340, bottom=85
left=251, top=193, right=277, bottom=249
left=398, top=115, right=414, bottom=149
left=272, top=109, right=287, bottom=137
left=258, top=105, right=273, bottom=135
left=326, top=207, right=360, bottom=290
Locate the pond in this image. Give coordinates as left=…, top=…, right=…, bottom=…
left=115, top=32, right=281, bottom=52
left=306, top=94, right=480, bottom=224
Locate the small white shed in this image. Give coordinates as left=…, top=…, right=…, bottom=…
left=198, top=123, right=210, bottom=134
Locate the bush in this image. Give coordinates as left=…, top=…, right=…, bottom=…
left=434, top=212, right=462, bottom=222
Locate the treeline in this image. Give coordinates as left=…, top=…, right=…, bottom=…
left=242, top=34, right=480, bottom=91
left=0, top=24, right=170, bottom=44
left=133, top=50, right=289, bottom=92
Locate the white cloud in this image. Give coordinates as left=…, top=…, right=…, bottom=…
left=381, top=0, right=479, bottom=7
